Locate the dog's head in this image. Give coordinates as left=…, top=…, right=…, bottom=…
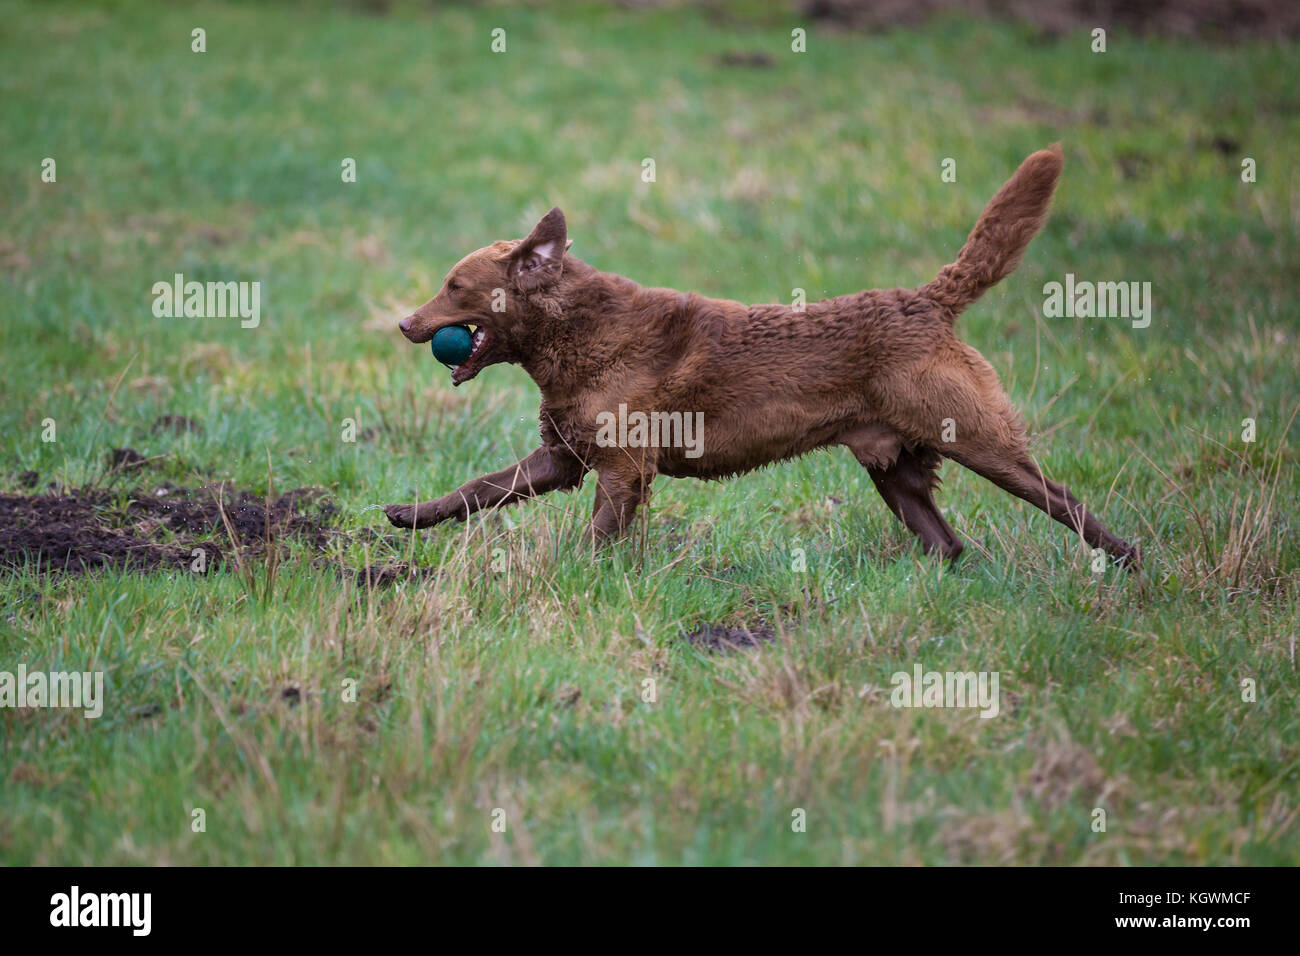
left=399, top=207, right=573, bottom=385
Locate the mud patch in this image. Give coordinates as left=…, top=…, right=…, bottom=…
left=108, top=447, right=149, bottom=470
left=798, top=0, right=1300, bottom=40
left=342, top=562, right=434, bottom=588
left=684, top=622, right=777, bottom=652
left=0, top=484, right=338, bottom=575
left=130, top=485, right=337, bottom=546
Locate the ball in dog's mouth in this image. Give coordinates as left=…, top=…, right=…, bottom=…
left=431, top=326, right=489, bottom=386
left=431, top=325, right=474, bottom=366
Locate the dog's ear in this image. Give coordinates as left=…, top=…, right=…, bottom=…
left=505, top=207, right=569, bottom=292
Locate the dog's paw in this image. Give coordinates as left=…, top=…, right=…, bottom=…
left=1117, top=542, right=1144, bottom=572
left=384, top=503, right=423, bottom=529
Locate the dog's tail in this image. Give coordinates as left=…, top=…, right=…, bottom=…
left=922, top=143, right=1064, bottom=318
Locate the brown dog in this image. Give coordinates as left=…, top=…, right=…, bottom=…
left=387, top=144, right=1139, bottom=567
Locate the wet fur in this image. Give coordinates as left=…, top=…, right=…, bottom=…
left=387, top=144, right=1139, bottom=567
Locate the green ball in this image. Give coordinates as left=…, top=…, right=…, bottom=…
left=431, top=325, right=473, bottom=366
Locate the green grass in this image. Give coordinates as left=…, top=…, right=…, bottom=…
left=1, top=0, right=1298, bottom=865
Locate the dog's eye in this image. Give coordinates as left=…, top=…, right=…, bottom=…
left=447, top=281, right=461, bottom=294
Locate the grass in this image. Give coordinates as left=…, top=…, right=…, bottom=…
left=1, top=0, right=1298, bottom=865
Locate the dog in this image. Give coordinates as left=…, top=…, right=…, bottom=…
left=387, top=144, right=1140, bottom=567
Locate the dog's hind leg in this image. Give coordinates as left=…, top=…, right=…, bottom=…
left=867, top=447, right=965, bottom=561
left=910, top=346, right=1138, bottom=568
left=842, top=425, right=963, bottom=560
left=945, top=440, right=1139, bottom=568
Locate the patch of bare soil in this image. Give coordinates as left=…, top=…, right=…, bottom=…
left=343, top=562, right=435, bottom=588
left=0, top=484, right=338, bottom=575
left=684, top=622, right=777, bottom=651
left=799, top=0, right=1300, bottom=40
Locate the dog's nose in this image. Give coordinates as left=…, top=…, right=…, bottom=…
left=399, top=315, right=412, bottom=333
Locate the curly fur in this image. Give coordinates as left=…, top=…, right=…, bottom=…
left=387, top=145, right=1139, bottom=568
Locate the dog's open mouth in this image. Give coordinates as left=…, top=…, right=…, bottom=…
left=449, top=326, right=492, bottom=386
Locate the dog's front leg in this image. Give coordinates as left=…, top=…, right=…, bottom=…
left=386, top=446, right=584, bottom=529
left=588, top=455, right=655, bottom=546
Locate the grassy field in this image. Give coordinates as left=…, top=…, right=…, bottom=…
left=1, top=0, right=1297, bottom=865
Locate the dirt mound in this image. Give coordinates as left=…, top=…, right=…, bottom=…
left=684, top=622, right=777, bottom=651
left=799, top=0, right=1300, bottom=40
left=0, top=484, right=338, bottom=575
